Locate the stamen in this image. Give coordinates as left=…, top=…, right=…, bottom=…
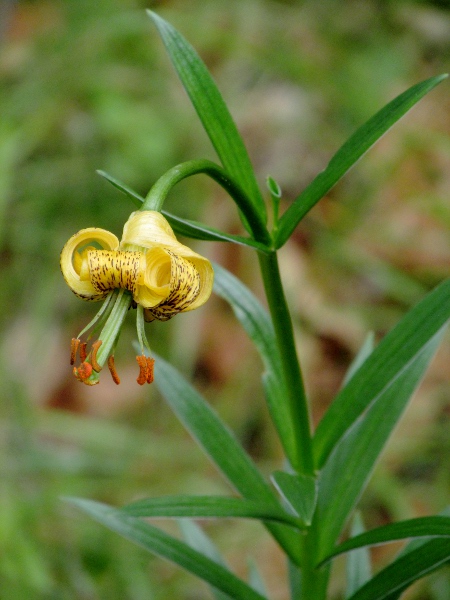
left=108, top=355, right=120, bottom=385
left=70, top=338, right=80, bottom=365
left=77, top=290, right=116, bottom=340
left=90, top=340, right=103, bottom=372
left=79, top=342, right=88, bottom=362
left=136, top=355, right=148, bottom=385
left=136, top=303, right=153, bottom=357
left=73, top=361, right=93, bottom=381
left=146, top=357, right=155, bottom=384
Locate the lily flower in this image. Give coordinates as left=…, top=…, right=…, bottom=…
left=61, top=210, right=214, bottom=385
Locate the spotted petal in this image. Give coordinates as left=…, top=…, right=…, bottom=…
left=60, top=228, right=120, bottom=300
left=122, top=211, right=214, bottom=313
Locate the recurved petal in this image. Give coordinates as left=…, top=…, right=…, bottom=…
left=60, top=228, right=120, bottom=300
left=134, top=247, right=172, bottom=308
left=121, top=210, right=214, bottom=311
left=136, top=248, right=201, bottom=321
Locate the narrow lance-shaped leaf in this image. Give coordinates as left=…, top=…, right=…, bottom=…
left=321, top=516, right=450, bottom=564
left=66, top=498, right=267, bottom=600
left=275, top=74, right=448, bottom=248
left=314, top=331, right=444, bottom=559
left=153, top=354, right=301, bottom=564
left=213, top=263, right=296, bottom=462
left=121, top=495, right=303, bottom=528
left=346, top=538, right=450, bottom=600
left=271, top=471, right=317, bottom=526
left=346, top=513, right=372, bottom=599
left=313, top=279, right=450, bottom=469
left=97, top=169, right=144, bottom=207
left=179, top=519, right=232, bottom=600
left=163, top=212, right=270, bottom=252
left=148, top=11, right=267, bottom=226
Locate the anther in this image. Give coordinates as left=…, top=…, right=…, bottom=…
left=70, top=338, right=80, bottom=365
left=108, top=355, right=120, bottom=385
left=79, top=341, right=88, bottom=362
left=90, top=340, right=103, bottom=372
left=146, top=357, right=155, bottom=384
left=73, top=361, right=93, bottom=381
left=136, top=355, right=148, bottom=385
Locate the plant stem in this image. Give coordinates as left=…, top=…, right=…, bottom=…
left=141, top=159, right=271, bottom=245
left=259, top=252, right=331, bottom=597
left=258, top=251, right=314, bottom=475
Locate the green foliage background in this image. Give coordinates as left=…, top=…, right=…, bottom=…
left=0, top=0, right=449, bottom=598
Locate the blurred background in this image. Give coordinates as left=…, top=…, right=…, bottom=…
left=0, top=0, right=449, bottom=598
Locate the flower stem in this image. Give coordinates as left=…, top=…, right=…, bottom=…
left=258, top=251, right=314, bottom=475
left=141, top=159, right=271, bottom=245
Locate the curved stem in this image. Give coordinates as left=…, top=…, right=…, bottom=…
left=258, top=251, right=314, bottom=475
left=141, top=159, right=271, bottom=245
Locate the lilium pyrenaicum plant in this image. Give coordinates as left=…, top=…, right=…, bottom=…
left=60, top=210, right=214, bottom=386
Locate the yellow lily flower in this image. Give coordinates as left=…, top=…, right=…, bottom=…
left=60, top=210, right=214, bottom=385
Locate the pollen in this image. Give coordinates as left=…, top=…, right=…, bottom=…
left=73, top=361, right=93, bottom=382
left=79, top=341, right=88, bottom=362
left=136, top=355, right=148, bottom=385
left=90, top=340, right=103, bottom=372
left=108, top=355, right=120, bottom=385
left=146, top=357, right=155, bottom=384
left=70, top=338, right=80, bottom=365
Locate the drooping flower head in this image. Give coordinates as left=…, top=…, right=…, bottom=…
left=60, top=210, right=214, bottom=385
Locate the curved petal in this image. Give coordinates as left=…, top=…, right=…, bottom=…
left=135, top=247, right=172, bottom=308
left=60, top=228, right=120, bottom=300
left=122, top=211, right=214, bottom=311
left=137, top=249, right=201, bottom=320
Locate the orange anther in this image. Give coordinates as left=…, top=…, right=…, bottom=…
left=136, top=355, right=148, bottom=385
left=73, top=361, right=93, bottom=381
left=108, top=355, right=120, bottom=385
left=146, top=357, right=155, bottom=384
left=79, top=341, right=88, bottom=362
left=90, top=340, right=103, bottom=372
left=70, top=338, right=80, bottom=365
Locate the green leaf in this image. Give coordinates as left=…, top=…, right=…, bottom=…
left=346, top=513, right=371, bottom=598
left=66, top=498, right=267, bottom=600
left=314, top=332, right=444, bottom=559
left=179, top=519, right=232, bottom=600
left=153, top=354, right=301, bottom=564
left=321, top=516, right=450, bottom=564
left=121, top=495, right=302, bottom=528
left=147, top=11, right=266, bottom=224
left=247, top=560, right=268, bottom=598
left=96, top=169, right=144, bottom=207
left=179, top=519, right=226, bottom=566
left=346, top=538, right=450, bottom=600
left=275, top=74, right=448, bottom=248
left=271, top=471, right=317, bottom=526
left=313, top=279, right=450, bottom=469
left=213, top=263, right=296, bottom=462
left=342, top=332, right=375, bottom=387
left=163, top=212, right=270, bottom=252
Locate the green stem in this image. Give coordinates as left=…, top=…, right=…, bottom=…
left=141, top=159, right=271, bottom=245
left=258, top=251, right=314, bottom=476
left=258, top=252, right=330, bottom=597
